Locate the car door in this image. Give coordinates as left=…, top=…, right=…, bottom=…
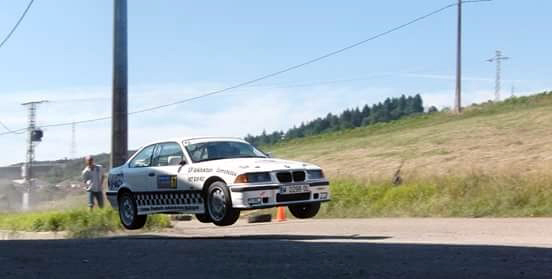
left=126, top=144, right=157, bottom=192
left=150, top=142, right=194, bottom=191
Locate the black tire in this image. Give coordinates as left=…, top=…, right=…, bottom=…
left=206, top=181, right=240, bottom=226
left=194, top=213, right=212, bottom=223
left=288, top=202, right=321, bottom=219
left=118, top=192, right=147, bottom=230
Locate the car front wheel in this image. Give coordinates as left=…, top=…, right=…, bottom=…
left=206, top=181, right=240, bottom=226
left=195, top=213, right=212, bottom=223
left=118, top=192, right=147, bottom=230
left=288, top=202, right=321, bottom=219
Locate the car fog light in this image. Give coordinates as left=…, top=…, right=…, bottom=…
left=320, top=192, right=328, bottom=199
left=248, top=197, right=262, bottom=205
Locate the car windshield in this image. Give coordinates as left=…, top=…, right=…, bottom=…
left=185, top=141, right=267, bottom=163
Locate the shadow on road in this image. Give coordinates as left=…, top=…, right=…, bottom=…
left=1, top=236, right=551, bottom=279
left=111, top=234, right=391, bottom=241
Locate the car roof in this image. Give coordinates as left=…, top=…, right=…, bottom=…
left=139, top=137, right=247, bottom=148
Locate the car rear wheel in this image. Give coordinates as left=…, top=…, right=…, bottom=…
left=288, top=202, right=321, bottom=219
left=118, top=192, right=147, bottom=230
left=206, top=181, right=240, bottom=226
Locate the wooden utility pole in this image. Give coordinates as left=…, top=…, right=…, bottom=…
left=454, top=0, right=462, bottom=113
left=112, top=0, right=128, bottom=168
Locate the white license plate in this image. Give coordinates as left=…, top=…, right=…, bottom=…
left=280, top=184, right=310, bottom=194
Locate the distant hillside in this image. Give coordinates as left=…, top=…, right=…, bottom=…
left=245, top=94, right=426, bottom=146
left=265, top=91, right=552, bottom=180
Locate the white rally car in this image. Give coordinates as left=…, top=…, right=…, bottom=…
left=107, top=137, right=330, bottom=229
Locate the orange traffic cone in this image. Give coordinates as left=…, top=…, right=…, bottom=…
left=276, top=206, right=287, bottom=222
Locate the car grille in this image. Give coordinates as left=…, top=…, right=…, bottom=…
left=276, top=192, right=311, bottom=202
left=276, top=171, right=306, bottom=183
left=277, top=172, right=292, bottom=183
left=292, top=171, right=305, bottom=182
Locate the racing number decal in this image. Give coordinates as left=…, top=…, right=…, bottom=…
left=158, top=175, right=177, bottom=189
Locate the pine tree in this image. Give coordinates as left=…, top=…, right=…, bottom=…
left=244, top=94, right=425, bottom=146
left=413, top=94, right=424, bottom=113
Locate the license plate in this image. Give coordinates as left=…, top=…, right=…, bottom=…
left=280, top=184, right=310, bottom=194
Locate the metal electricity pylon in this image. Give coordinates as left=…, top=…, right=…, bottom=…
left=21, top=100, right=47, bottom=210
left=487, top=50, right=509, bottom=102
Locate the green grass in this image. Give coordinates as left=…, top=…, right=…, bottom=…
left=315, top=173, right=552, bottom=218
left=0, top=208, right=171, bottom=238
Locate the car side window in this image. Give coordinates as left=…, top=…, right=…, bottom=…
left=129, top=145, right=156, bottom=168
left=152, top=142, right=184, bottom=167
left=232, top=142, right=253, bottom=155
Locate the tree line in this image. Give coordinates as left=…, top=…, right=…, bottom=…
left=245, top=94, right=431, bottom=146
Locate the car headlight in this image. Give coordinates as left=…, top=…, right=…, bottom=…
left=307, top=169, right=325, bottom=179
left=234, top=172, right=272, bottom=183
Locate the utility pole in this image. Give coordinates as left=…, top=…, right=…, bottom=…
left=487, top=50, right=509, bottom=102
left=21, top=100, right=47, bottom=210
left=454, top=0, right=462, bottom=113
left=112, top=0, right=128, bottom=168
left=70, top=122, right=76, bottom=159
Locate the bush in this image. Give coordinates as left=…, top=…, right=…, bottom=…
left=316, top=173, right=552, bottom=218
left=0, top=208, right=172, bottom=238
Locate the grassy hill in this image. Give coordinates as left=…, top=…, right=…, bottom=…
left=266, top=91, right=552, bottom=181
left=261, top=91, right=552, bottom=217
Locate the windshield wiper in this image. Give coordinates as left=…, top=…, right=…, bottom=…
left=196, top=155, right=265, bottom=162
left=233, top=155, right=266, bottom=158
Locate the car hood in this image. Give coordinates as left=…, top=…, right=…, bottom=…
left=195, top=157, right=319, bottom=173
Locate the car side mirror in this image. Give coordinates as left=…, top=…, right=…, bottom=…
left=266, top=152, right=273, bottom=158
left=168, top=156, right=184, bottom=166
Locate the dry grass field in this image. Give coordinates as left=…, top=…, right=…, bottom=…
left=267, top=92, right=552, bottom=181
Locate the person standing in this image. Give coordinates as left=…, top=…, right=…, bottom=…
left=81, top=155, right=105, bottom=209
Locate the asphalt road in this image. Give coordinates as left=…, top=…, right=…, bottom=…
left=1, top=218, right=552, bottom=279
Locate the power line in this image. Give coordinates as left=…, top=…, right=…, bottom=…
left=0, top=0, right=35, bottom=49
left=0, top=127, right=27, bottom=136
left=0, top=121, right=12, bottom=132
left=125, top=2, right=459, bottom=115
left=0, top=121, right=25, bottom=135
left=0, top=2, right=465, bottom=135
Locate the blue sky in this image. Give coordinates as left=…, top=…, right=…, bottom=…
left=0, top=0, right=550, bottom=166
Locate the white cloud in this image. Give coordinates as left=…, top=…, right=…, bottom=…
left=0, top=82, right=549, bottom=166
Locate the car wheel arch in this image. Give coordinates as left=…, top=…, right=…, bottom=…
left=202, top=176, right=226, bottom=193
left=117, top=187, right=132, bottom=201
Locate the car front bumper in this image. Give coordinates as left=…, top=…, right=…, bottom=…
left=229, top=181, right=331, bottom=209
left=106, top=192, right=118, bottom=209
